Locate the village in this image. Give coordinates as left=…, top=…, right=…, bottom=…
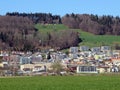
left=0, top=45, right=120, bottom=76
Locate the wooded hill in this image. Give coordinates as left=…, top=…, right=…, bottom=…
left=0, top=16, right=37, bottom=51
left=7, top=12, right=120, bottom=35
left=0, top=14, right=80, bottom=51
left=62, top=13, right=120, bottom=35
left=0, top=12, right=120, bottom=51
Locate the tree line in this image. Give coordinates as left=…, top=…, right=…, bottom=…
left=6, top=12, right=61, bottom=24
left=62, top=13, right=120, bottom=35
left=6, top=12, right=120, bottom=35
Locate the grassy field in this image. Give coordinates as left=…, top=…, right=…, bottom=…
left=35, top=24, right=120, bottom=47
left=35, top=24, right=68, bottom=32
left=78, top=30, right=120, bottom=47
left=0, top=75, right=120, bottom=90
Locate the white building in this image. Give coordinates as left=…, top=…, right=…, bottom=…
left=77, top=65, right=98, bottom=73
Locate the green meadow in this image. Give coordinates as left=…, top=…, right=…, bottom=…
left=0, top=75, right=120, bottom=90
left=78, top=30, right=120, bottom=47
left=35, top=24, right=68, bottom=32
left=35, top=24, right=120, bottom=47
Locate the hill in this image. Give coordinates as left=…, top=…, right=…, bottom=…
left=62, top=14, right=120, bottom=35
left=35, top=24, right=81, bottom=50
left=0, top=16, right=38, bottom=51
left=0, top=16, right=80, bottom=51
left=7, top=12, right=120, bottom=35
left=2, top=12, right=120, bottom=50
left=35, top=24, right=120, bottom=48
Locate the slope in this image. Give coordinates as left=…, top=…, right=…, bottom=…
left=35, top=24, right=120, bottom=48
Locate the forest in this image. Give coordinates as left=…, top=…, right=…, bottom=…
left=0, top=12, right=120, bottom=51
left=6, top=12, right=61, bottom=24
left=0, top=14, right=80, bottom=51
left=62, top=13, right=120, bottom=35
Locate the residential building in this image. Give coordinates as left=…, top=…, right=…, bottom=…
left=80, top=46, right=89, bottom=51
left=19, top=56, right=32, bottom=64
left=91, top=47, right=101, bottom=53
left=69, top=47, right=78, bottom=53
left=101, top=46, right=111, bottom=52
left=77, top=65, right=98, bottom=73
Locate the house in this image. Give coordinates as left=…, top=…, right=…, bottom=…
left=0, top=61, right=8, bottom=68
left=101, top=46, right=111, bottom=52
left=0, top=51, right=9, bottom=57
left=69, top=53, right=78, bottom=59
left=20, top=63, right=51, bottom=72
left=80, top=46, right=89, bottom=51
left=111, top=58, right=120, bottom=65
left=82, top=51, right=92, bottom=57
left=112, top=50, right=120, bottom=58
left=97, top=66, right=110, bottom=73
left=31, top=54, right=42, bottom=64
left=9, top=55, right=20, bottom=66
left=55, top=53, right=67, bottom=60
left=94, top=54, right=104, bottom=60
left=49, top=48, right=55, bottom=52
left=19, top=56, right=32, bottom=64
left=77, top=65, right=98, bottom=73
left=32, top=65, right=46, bottom=72
left=91, top=47, right=101, bottom=53
left=104, top=50, right=113, bottom=57
left=20, top=64, right=34, bottom=71
left=111, top=65, right=119, bottom=72
left=69, top=47, right=78, bottom=53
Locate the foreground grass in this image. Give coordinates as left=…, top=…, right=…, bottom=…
left=35, top=24, right=120, bottom=47
left=0, top=75, right=120, bottom=90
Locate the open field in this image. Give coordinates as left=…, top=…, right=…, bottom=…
left=35, top=24, right=120, bottom=47
left=35, top=24, right=68, bottom=32
left=78, top=30, right=120, bottom=47
left=0, top=75, right=120, bottom=90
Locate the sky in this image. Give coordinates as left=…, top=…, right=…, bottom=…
left=0, top=0, right=120, bottom=16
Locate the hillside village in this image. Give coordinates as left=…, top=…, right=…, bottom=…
left=0, top=45, right=120, bottom=76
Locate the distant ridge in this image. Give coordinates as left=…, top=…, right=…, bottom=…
left=7, top=12, right=120, bottom=35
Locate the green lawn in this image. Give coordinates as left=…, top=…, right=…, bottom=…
left=35, top=24, right=120, bottom=47
left=0, top=75, right=120, bottom=90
